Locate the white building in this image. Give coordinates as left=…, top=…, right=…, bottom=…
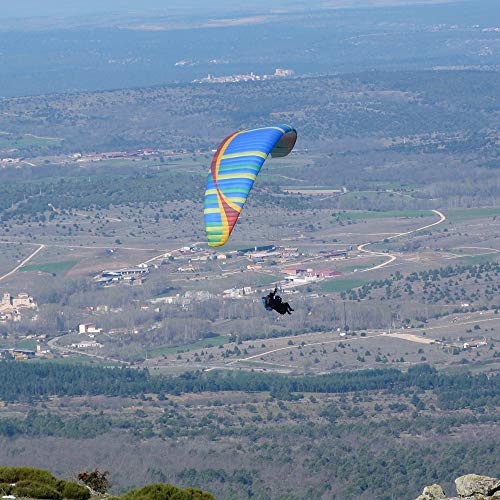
left=71, top=341, right=103, bottom=349
left=78, top=323, right=102, bottom=334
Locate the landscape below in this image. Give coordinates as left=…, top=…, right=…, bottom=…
left=0, top=11, right=498, bottom=497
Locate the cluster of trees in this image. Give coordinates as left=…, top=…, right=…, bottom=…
left=0, top=362, right=497, bottom=499
left=0, top=170, right=199, bottom=223
left=345, top=262, right=499, bottom=308
left=0, top=410, right=112, bottom=439
left=0, top=362, right=497, bottom=412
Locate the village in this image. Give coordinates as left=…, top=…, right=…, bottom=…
left=92, top=243, right=349, bottom=294
left=193, top=68, right=295, bottom=84
left=0, top=291, right=37, bottom=322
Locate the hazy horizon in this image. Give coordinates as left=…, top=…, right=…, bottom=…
left=0, top=0, right=474, bottom=21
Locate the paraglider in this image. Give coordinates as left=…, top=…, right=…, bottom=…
left=204, top=124, right=297, bottom=247
left=262, top=287, right=294, bottom=315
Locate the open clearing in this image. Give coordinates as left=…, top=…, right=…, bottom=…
left=335, top=210, right=436, bottom=220
left=384, top=332, right=436, bottom=344
left=20, top=260, right=77, bottom=275
left=446, top=207, right=500, bottom=222
left=320, top=278, right=368, bottom=293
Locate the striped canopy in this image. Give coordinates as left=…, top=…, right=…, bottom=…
left=204, top=124, right=297, bottom=247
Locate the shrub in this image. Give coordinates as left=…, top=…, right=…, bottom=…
left=77, top=469, right=110, bottom=494
left=0, top=466, right=58, bottom=486
left=60, top=480, right=91, bottom=500
left=0, top=483, right=13, bottom=495
left=0, top=467, right=17, bottom=483
left=184, top=487, right=216, bottom=499
left=120, top=483, right=214, bottom=499
left=13, top=479, right=62, bottom=499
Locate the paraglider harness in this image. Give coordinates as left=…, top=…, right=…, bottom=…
left=262, top=297, right=273, bottom=311
left=262, top=287, right=279, bottom=311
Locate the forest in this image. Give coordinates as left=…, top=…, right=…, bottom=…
left=0, top=362, right=497, bottom=498
left=0, top=361, right=497, bottom=409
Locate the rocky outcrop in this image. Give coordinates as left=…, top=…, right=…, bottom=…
left=416, top=484, right=446, bottom=499
left=455, top=474, right=500, bottom=498
left=416, top=474, right=500, bottom=500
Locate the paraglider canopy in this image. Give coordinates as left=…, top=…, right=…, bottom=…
left=204, top=124, right=297, bottom=247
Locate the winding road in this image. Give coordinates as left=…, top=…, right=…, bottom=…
left=358, top=209, right=446, bottom=272
left=47, top=335, right=130, bottom=365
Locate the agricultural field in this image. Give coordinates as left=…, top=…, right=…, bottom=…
left=20, top=260, right=77, bottom=275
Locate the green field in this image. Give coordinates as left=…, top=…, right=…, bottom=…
left=0, top=135, right=62, bottom=149
left=334, top=261, right=385, bottom=273
left=334, top=210, right=435, bottom=221
left=446, top=207, right=500, bottom=222
left=15, top=339, right=37, bottom=350
left=147, top=335, right=229, bottom=358
left=32, top=356, right=122, bottom=367
left=320, top=278, right=368, bottom=293
left=20, top=260, right=77, bottom=275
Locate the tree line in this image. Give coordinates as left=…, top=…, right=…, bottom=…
left=0, top=362, right=497, bottom=411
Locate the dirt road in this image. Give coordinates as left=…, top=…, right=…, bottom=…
left=358, top=209, right=446, bottom=272
left=0, top=243, right=45, bottom=283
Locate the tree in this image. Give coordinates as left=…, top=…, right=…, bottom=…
left=78, top=469, right=110, bottom=494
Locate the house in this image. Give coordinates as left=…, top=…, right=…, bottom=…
left=281, top=267, right=309, bottom=276
left=247, top=264, right=262, bottom=270
left=238, top=245, right=276, bottom=255
left=78, top=323, right=102, bottom=335
left=191, top=255, right=208, bottom=262
left=177, top=265, right=196, bottom=272
left=463, top=340, right=487, bottom=349
left=12, top=349, right=36, bottom=360
left=283, top=274, right=317, bottom=285
left=151, top=295, right=180, bottom=305
left=71, top=341, right=103, bottom=349
left=280, top=247, right=300, bottom=257
left=36, top=343, right=50, bottom=355
left=0, top=292, right=37, bottom=313
left=12, top=293, right=37, bottom=309
left=184, top=290, right=214, bottom=301
left=312, top=269, right=340, bottom=278
left=101, top=268, right=148, bottom=278
left=248, top=251, right=280, bottom=260
left=97, top=268, right=149, bottom=286
left=223, top=287, right=251, bottom=298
